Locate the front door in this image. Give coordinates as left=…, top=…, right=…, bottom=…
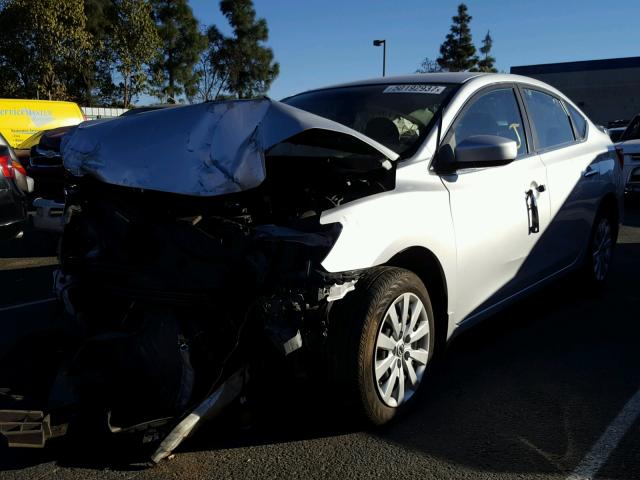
left=438, top=86, right=550, bottom=323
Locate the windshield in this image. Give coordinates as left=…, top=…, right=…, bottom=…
left=282, top=83, right=459, bottom=156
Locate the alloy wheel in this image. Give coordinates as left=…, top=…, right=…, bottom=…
left=374, top=292, right=430, bottom=408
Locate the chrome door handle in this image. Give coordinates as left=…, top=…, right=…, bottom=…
left=583, top=166, right=598, bottom=177
left=526, top=189, right=539, bottom=234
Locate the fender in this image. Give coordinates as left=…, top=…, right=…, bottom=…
left=320, top=159, right=458, bottom=338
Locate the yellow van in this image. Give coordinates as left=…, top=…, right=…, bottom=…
left=0, top=99, right=85, bottom=149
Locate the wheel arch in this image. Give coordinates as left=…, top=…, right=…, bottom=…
left=598, top=192, right=620, bottom=240
left=384, top=246, right=449, bottom=354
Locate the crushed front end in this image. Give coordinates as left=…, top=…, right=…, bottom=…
left=0, top=99, right=397, bottom=461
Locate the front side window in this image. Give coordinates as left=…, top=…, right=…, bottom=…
left=566, top=103, right=587, bottom=140
left=522, top=89, right=575, bottom=150
left=447, top=88, right=527, bottom=157
left=282, top=84, right=459, bottom=156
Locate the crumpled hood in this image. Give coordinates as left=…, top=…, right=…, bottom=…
left=61, top=99, right=399, bottom=197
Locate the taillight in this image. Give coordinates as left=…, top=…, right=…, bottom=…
left=615, top=146, right=625, bottom=169
left=12, top=160, right=26, bottom=176
left=0, top=154, right=13, bottom=178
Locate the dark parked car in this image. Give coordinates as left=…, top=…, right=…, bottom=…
left=27, top=125, right=75, bottom=202
left=119, top=104, right=177, bottom=116
left=616, top=114, right=640, bottom=193
left=0, top=132, right=31, bottom=239
left=608, top=126, right=626, bottom=143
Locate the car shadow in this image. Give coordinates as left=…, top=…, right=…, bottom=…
left=163, top=239, right=640, bottom=479
left=369, top=239, right=640, bottom=477
left=1, top=208, right=639, bottom=477
left=0, top=223, right=59, bottom=259
left=0, top=264, right=57, bottom=307
left=165, top=201, right=640, bottom=476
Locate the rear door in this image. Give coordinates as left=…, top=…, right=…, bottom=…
left=520, top=87, right=602, bottom=270
left=438, top=85, right=551, bottom=323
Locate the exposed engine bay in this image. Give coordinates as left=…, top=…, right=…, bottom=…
left=0, top=99, right=397, bottom=461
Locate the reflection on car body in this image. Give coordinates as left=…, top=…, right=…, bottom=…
left=0, top=73, right=623, bottom=462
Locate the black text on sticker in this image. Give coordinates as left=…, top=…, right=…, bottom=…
left=383, top=85, right=446, bottom=94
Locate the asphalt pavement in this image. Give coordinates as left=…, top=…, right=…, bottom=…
left=1, top=204, right=640, bottom=480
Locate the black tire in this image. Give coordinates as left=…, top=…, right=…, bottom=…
left=328, top=267, right=435, bottom=425
left=581, top=210, right=616, bottom=288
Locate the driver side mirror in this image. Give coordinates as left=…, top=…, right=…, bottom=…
left=454, top=135, right=518, bottom=167
left=435, top=135, right=518, bottom=172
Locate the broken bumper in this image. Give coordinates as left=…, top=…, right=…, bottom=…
left=32, top=198, right=65, bottom=233
left=0, top=410, right=67, bottom=448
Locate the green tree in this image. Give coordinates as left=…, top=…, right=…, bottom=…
left=474, top=30, right=497, bottom=73
left=108, top=0, right=160, bottom=107
left=150, top=0, right=206, bottom=103
left=0, top=0, right=93, bottom=101
left=191, top=25, right=230, bottom=102
left=219, top=0, right=279, bottom=99
left=79, top=0, right=115, bottom=104
left=436, top=3, right=478, bottom=72
left=416, top=57, right=442, bottom=73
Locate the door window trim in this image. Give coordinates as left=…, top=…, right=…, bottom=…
left=563, top=100, right=590, bottom=144
left=516, top=84, right=586, bottom=154
left=432, top=82, right=534, bottom=172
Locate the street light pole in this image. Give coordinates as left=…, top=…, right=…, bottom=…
left=373, top=39, right=386, bottom=77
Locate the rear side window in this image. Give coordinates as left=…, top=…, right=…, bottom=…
left=522, top=89, right=575, bottom=150
left=566, top=103, right=587, bottom=140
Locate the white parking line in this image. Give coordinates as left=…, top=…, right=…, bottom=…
left=566, top=388, right=640, bottom=480
left=0, top=297, right=56, bottom=312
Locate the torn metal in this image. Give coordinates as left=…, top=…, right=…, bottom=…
left=0, top=410, right=67, bottom=448
left=151, top=368, right=245, bottom=464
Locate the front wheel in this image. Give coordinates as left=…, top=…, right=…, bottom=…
left=329, top=267, right=435, bottom=425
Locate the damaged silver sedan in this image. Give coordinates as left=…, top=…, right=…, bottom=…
left=1, top=73, right=622, bottom=462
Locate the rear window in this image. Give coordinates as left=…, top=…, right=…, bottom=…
left=567, top=103, right=587, bottom=140
left=283, top=84, right=459, bottom=156
left=522, top=89, right=575, bottom=150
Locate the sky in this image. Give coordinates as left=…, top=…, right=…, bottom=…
left=183, top=0, right=638, bottom=101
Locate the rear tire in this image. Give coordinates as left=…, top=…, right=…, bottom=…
left=328, top=267, right=435, bottom=425
left=581, top=212, right=615, bottom=287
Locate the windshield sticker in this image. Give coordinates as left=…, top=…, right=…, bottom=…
left=383, top=85, right=446, bottom=95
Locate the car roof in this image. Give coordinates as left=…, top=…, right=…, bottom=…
left=323, top=72, right=486, bottom=88
left=287, top=73, right=483, bottom=97
left=289, top=72, right=566, bottom=98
